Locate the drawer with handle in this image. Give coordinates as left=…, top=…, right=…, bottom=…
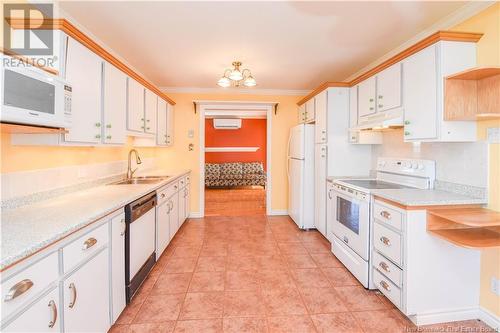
left=157, top=181, right=179, bottom=205
left=63, top=222, right=109, bottom=272
left=372, top=251, right=402, bottom=287
left=373, top=269, right=402, bottom=310
left=2, top=287, right=60, bottom=332
left=373, top=221, right=402, bottom=267
left=374, top=202, right=402, bottom=231
left=1, top=252, right=58, bottom=320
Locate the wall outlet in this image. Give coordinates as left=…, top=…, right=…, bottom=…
left=491, top=277, right=500, bottom=296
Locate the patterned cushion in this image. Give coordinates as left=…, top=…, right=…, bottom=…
left=242, top=162, right=264, bottom=175
left=220, top=174, right=243, bottom=180
left=242, top=173, right=266, bottom=181
left=205, top=163, right=221, bottom=174
left=220, top=162, right=242, bottom=175
left=205, top=174, right=219, bottom=181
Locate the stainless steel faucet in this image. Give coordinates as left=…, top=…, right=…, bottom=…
left=127, top=149, right=142, bottom=179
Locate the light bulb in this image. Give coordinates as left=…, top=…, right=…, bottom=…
left=217, top=76, right=230, bottom=87
left=229, top=69, right=243, bottom=81
left=243, top=75, right=256, bottom=87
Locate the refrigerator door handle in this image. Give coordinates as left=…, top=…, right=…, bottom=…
left=286, top=158, right=290, bottom=182
left=286, top=132, right=292, bottom=158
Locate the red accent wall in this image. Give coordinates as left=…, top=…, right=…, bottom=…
left=205, top=118, right=267, bottom=170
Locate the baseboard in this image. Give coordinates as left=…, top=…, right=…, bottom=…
left=188, top=212, right=203, bottom=218
left=268, top=210, right=288, bottom=216
left=479, top=307, right=500, bottom=330
left=410, top=307, right=480, bottom=326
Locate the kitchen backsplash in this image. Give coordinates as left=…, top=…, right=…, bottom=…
left=1, top=158, right=157, bottom=203
left=371, top=129, right=488, bottom=190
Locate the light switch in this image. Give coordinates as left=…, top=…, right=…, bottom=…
left=188, top=130, right=194, bottom=138
left=487, top=127, right=500, bottom=144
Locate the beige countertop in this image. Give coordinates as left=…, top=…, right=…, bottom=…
left=1, top=169, right=190, bottom=271
left=371, top=188, right=486, bottom=207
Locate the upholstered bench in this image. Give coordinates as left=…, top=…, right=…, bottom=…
left=205, top=162, right=266, bottom=187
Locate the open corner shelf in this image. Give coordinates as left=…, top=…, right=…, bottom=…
left=444, top=67, right=500, bottom=121
left=1, top=123, right=68, bottom=134
left=427, top=208, right=500, bottom=249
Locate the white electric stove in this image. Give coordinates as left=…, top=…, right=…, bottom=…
left=329, top=157, right=436, bottom=289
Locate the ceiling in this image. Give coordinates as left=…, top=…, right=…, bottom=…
left=58, top=1, right=468, bottom=90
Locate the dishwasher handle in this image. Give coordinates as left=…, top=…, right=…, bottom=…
left=126, top=192, right=157, bottom=223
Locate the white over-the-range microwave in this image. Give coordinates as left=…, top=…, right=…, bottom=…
left=1, top=62, right=72, bottom=128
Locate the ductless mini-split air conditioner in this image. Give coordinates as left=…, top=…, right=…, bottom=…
left=213, top=118, right=242, bottom=129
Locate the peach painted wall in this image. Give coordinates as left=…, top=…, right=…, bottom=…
left=205, top=118, right=267, bottom=169
left=452, top=3, right=500, bottom=318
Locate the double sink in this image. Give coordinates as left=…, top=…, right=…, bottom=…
left=110, top=176, right=170, bottom=185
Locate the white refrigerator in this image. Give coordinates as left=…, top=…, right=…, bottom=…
left=287, top=124, right=315, bottom=229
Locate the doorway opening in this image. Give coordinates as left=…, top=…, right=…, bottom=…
left=196, top=101, right=274, bottom=217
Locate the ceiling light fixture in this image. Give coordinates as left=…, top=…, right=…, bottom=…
left=217, top=61, right=257, bottom=88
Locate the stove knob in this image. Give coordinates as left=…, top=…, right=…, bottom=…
left=412, top=163, right=418, bottom=169
left=418, top=164, right=424, bottom=170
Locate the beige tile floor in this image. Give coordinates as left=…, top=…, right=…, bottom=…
left=109, top=215, right=494, bottom=333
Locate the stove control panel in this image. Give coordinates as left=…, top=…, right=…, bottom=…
left=376, top=157, right=435, bottom=179
left=333, top=184, right=369, bottom=202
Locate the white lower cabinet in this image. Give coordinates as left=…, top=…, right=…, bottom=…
left=3, top=288, right=60, bottom=332
left=178, top=187, right=186, bottom=228
left=184, top=186, right=190, bottom=221
left=314, top=144, right=327, bottom=238
left=110, top=213, right=126, bottom=323
left=156, top=199, right=171, bottom=258
left=63, top=249, right=110, bottom=333
left=372, top=199, right=481, bottom=325
left=169, top=194, right=179, bottom=241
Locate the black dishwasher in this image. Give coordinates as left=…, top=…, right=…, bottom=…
left=125, top=192, right=157, bottom=303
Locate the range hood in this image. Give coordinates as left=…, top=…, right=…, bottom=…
left=352, top=108, right=403, bottom=131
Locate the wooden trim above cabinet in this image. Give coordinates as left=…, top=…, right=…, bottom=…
left=297, top=31, right=483, bottom=106
left=297, top=82, right=350, bottom=106
left=5, top=18, right=176, bottom=105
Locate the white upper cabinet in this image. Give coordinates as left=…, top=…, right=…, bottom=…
left=376, top=63, right=402, bottom=112
left=64, top=38, right=102, bottom=144
left=314, top=90, right=328, bottom=143
left=144, top=89, right=157, bottom=134
left=403, top=45, right=438, bottom=141
left=403, top=41, right=476, bottom=142
left=127, top=78, right=145, bottom=132
left=349, top=86, right=358, bottom=128
left=305, top=98, right=315, bottom=123
left=156, top=98, right=168, bottom=146
left=103, top=63, right=127, bottom=144
left=298, top=104, right=306, bottom=124
left=357, top=76, right=376, bottom=118
left=166, top=103, right=174, bottom=146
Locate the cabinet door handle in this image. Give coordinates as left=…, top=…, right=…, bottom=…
left=82, top=237, right=97, bottom=250
left=68, top=283, right=77, bottom=308
left=380, top=236, right=391, bottom=246
left=380, top=280, right=391, bottom=292
left=328, top=190, right=333, bottom=199
left=379, top=261, right=390, bottom=273
left=48, top=300, right=57, bottom=328
left=4, top=279, right=34, bottom=302
left=120, top=219, right=126, bottom=236
left=161, top=193, right=166, bottom=198
left=380, top=211, right=391, bottom=219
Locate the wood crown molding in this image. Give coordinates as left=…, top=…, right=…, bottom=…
left=297, top=30, right=483, bottom=106
left=6, top=18, right=176, bottom=105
